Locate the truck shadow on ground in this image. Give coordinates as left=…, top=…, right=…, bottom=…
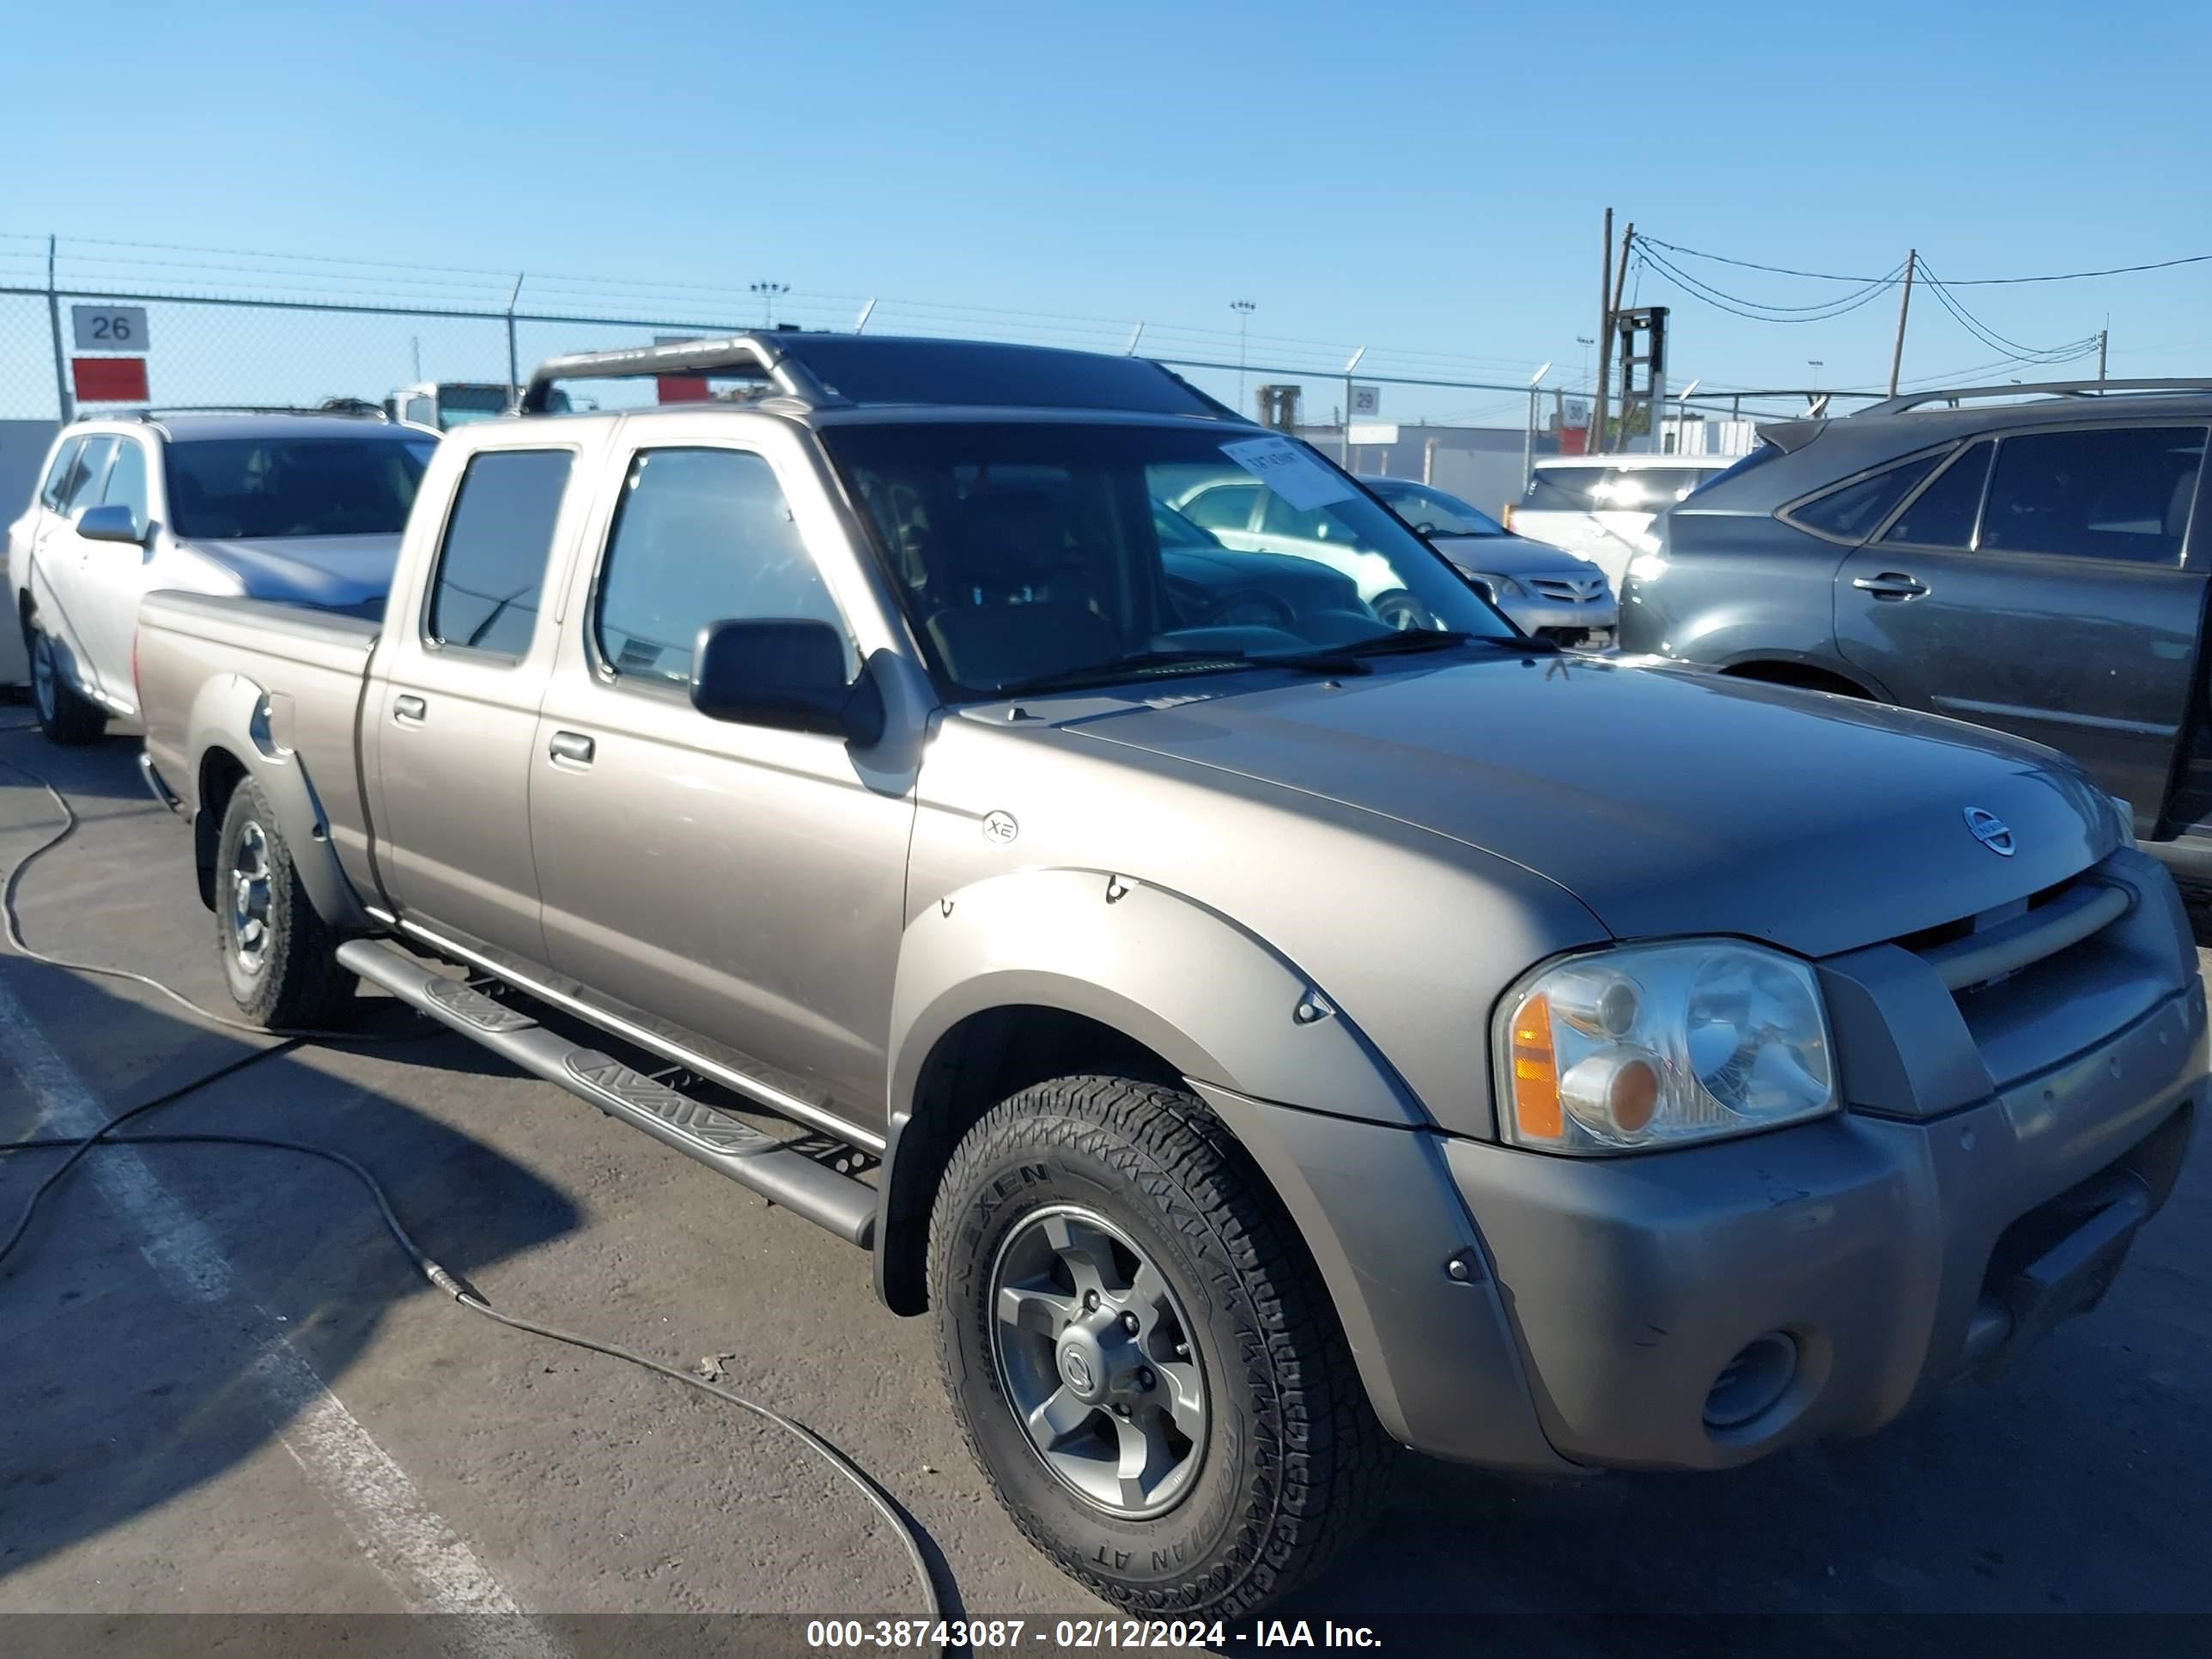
left=0, top=722, right=167, bottom=805
left=0, top=957, right=585, bottom=1588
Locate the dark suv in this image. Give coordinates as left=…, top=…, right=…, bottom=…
left=1619, top=380, right=2212, bottom=878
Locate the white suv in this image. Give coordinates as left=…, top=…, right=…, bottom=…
left=7, top=411, right=433, bottom=744
left=1507, top=453, right=1735, bottom=592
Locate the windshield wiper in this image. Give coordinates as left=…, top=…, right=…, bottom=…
left=994, top=647, right=1368, bottom=698
left=1329, top=629, right=1559, bottom=659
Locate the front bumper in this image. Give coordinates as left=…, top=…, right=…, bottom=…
left=1497, top=593, right=1618, bottom=639
left=1202, top=975, right=2203, bottom=1476
left=1449, top=983, right=2200, bottom=1469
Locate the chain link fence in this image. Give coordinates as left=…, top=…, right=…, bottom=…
left=0, top=234, right=1585, bottom=516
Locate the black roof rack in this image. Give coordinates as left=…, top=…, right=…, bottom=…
left=521, top=331, right=1237, bottom=421
left=1858, top=377, right=2212, bottom=416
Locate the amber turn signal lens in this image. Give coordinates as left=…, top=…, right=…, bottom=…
left=1509, top=991, right=1562, bottom=1140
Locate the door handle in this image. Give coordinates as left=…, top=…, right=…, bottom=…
left=548, top=730, right=596, bottom=766
left=1851, top=572, right=1929, bottom=601
left=392, top=694, right=427, bottom=724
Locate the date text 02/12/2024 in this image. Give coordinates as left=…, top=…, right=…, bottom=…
left=802, top=1617, right=1382, bottom=1648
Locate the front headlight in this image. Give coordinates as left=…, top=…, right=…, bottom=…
left=1497, top=940, right=1836, bottom=1154
left=1462, top=570, right=1525, bottom=599
left=1626, top=552, right=1668, bottom=582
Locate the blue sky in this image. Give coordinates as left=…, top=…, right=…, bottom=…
left=6, top=0, right=2209, bottom=423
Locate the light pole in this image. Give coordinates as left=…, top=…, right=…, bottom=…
left=1673, top=376, right=1701, bottom=454
left=1231, top=301, right=1256, bottom=411
left=751, top=281, right=789, bottom=329
left=1576, top=335, right=1595, bottom=393
left=1808, top=358, right=1824, bottom=393
left=1524, top=362, right=1551, bottom=489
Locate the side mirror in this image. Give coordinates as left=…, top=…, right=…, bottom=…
left=76, top=503, right=147, bottom=545
left=689, top=617, right=884, bottom=745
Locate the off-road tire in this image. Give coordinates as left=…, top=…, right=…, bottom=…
left=929, top=1075, right=1395, bottom=1616
left=215, top=777, right=356, bottom=1029
left=24, top=610, right=106, bottom=745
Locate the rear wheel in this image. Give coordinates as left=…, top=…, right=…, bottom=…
left=1369, top=587, right=1434, bottom=631
left=929, top=1075, right=1393, bottom=1615
left=24, top=611, right=106, bottom=745
left=215, top=778, right=356, bottom=1029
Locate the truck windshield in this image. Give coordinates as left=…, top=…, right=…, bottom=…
left=164, top=436, right=431, bottom=539
left=823, top=421, right=1515, bottom=697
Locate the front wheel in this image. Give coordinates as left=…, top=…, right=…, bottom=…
left=215, top=778, right=357, bottom=1030
left=929, top=1076, right=1393, bottom=1616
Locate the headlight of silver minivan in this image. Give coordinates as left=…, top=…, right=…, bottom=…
left=1496, top=941, right=1836, bottom=1154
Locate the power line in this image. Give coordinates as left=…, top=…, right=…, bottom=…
left=1912, top=258, right=2100, bottom=363
left=1632, top=240, right=1906, bottom=324
left=1639, top=232, right=2212, bottom=288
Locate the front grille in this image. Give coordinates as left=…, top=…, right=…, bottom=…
left=1901, top=875, right=2132, bottom=994
left=1526, top=575, right=1607, bottom=604
left=1892, top=861, right=2154, bottom=1089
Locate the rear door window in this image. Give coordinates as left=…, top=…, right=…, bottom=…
left=1978, top=426, right=2205, bottom=565
left=1884, top=442, right=1991, bottom=548
left=426, top=448, right=574, bottom=659
left=1788, top=453, right=1942, bottom=542
left=1180, top=481, right=1262, bottom=532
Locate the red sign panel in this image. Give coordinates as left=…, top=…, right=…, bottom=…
left=656, top=374, right=710, bottom=404
left=72, top=356, right=150, bottom=403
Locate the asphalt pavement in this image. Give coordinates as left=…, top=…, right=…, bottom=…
left=3, top=717, right=2209, bottom=1640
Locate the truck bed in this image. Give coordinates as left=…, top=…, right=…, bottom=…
left=137, top=590, right=380, bottom=880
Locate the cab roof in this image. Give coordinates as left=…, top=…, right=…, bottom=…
left=522, top=331, right=1245, bottom=423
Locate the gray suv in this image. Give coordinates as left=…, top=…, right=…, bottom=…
left=1620, top=380, right=2210, bottom=877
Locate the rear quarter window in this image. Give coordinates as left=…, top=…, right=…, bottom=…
left=1784, top=453, right=1943, bottom=542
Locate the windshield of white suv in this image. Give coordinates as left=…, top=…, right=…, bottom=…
left=164, top=436, right=431, bottom=539
left=824, top=421, right=1516, bottom=696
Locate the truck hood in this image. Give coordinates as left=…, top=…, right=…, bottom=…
left=182, top=532, right=401, bottom=610
left=1066, top=654, right=2118, bottom=958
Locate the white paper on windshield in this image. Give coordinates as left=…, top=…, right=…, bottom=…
left=1218, top=435, right=1358, bottom=512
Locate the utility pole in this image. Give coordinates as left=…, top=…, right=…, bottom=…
left=1603, top=221, right=1633, bottom=449
left=1231, top=300, right=1256, bottom=412
left=1594, top=209, right=1613, bottom=456
left=1886, top=249, right=1916, bottom=397
left=2097, top=326, right=2109, bottom=380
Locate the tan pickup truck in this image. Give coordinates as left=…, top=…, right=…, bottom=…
left=134, top=331, right=2204, bottom=1616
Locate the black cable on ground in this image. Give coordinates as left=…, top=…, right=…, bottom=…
left=0, top=731, right=949, bottom=1631
left=0, top=747, right=418, bottom=1044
